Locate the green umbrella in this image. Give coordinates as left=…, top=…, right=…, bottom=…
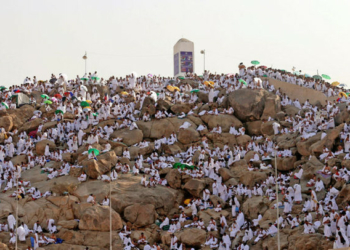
left=304, top=74, right=311, bottom=78
left=93, top=112, right=99, bottom=117
left=80, top=101, right=90, bottom=107
left=173, top=163, right=196, bottom=170
left=263, top=74, right=268, bottom=77
left=44, top=100, right=52, bottom=105
left=251, top=60, right=260, bottom=65
left=80, top=77, right=89, bottom=81
left=280, top=69, right=286, bottom=72
left=322, top=74, right=331, bottom=80
left=198, top=75, right=203, bottom=78
left=91, top=76, right=100, bottom=80
left=178, top=76, right=185, bottom=80
left=0, top=86, right=7, bottom=91
left=239, top=79, right=247, bottom=86
left=293, top=71, right=300, bottom=76
left=190, top=89, right=200, bottom=93
left=88, top=148, right=100, bottom=156
left=55, top=109, right=64, bottom=114
left=1, top=102, right=9, bottom=109
left=313, top=75, right=322, bottom=80
left=41, top=94, right=49, bottom=99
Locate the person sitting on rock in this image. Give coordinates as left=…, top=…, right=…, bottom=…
left=207, top=217, right=217, bottom=231
left=137, top=232, right=148, bottom=245
left=86, top=194, right=95, bottom=205
left=77, top=172, right=87, bottom=182
left=204, top=234, right=219, bottom=248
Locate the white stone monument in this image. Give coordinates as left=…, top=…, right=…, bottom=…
left=173, top=38, right=194, bottom=77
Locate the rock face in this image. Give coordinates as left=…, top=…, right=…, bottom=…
left=228, top=89, right=280, bottom=122
left=166, top=169, right=182, bottom=189
left=35, top=139, right=56, bottom=155
left=111, top=128, right=143, bottom=146
left=79, top=206, right=123, bottom=231
left=124, top=203, right=156, bottom=227
left=83, top=150, right=118, bottom=179
left=183, top=179, right=206, bottom=197
left=178, top=128, right=200, bottom=144
left=177, top=228, right=206, bottom=247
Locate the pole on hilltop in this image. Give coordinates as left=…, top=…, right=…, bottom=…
left=275, top=146, right=281, bottom=250
left=83, top=52, right=88, bottom=74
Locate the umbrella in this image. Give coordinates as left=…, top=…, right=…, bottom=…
left=80, top=101, right=90, bottom=107
left=293, top=71, right=300, bottom=76
left=33, top=110, right=42, bottom=116
left=55, top=109, right=64, bottom=114
left=86, top=100, right=92, bottom=104
left=88, top=148, right=100, bottom=156
left=83, top=107, right=91, bottom=112
left=167, top=85, right=175, bottom=92
left=173, top=163, right=196, bottom=170
left=304, top=74, right=311, bottom=78
left=178, top=76, right=185, bottom=80
left=44, top=100, right=52, bottom=105
left=80, top=76, right=89, bottom=81
left=331, top=81, right=340, bottom=86
left=251, top=60, right=260, bottom=65
left=340, top=84, right=345, bottom=87
left=203, top=81, right=214, bottom=88
left=263, top=74, right=268, bottom=77
left=80, top=85, right=88, bottom=91
left=15, top=90, right=20, bottom=93
left=0, top=86, right=7, bottom=91
left=147, top=73, right=153, bottom=78
left=190, top=89, right=200, bottom=93
left=49, top=78, right=57, bottom=84
left=339, top=92, right=347, bottom=98
left=168, top=80, right=176, bottom=84
left=54, top=94, right=62, bottom=99
left=322, top=74, right=331, bottom=80
left=259, top=65, right=267, bottom=69
left=91, top=76, right=100, bottom=80
left=93, top=112, right=99, bottom=117
left=64, top=92, right=70, bottom=96
left=120, top=91, right=129, bottom=96
left=173, top=86, right=180, bottom=91
left=41, top=94, right=49, bottom=99
left=313, top=75, right=322, bottom=80
left=1, top=102, right=8, bottom=109
left=239, top=79, right=247, bottom=86
left=51, top=97, right=58, bottom=102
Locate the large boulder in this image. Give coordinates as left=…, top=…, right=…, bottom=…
left=178, top=128, right=200, bottom=144
left=79, top=206, right=123, bottom=231
left=0, top=116, right=13, bottom=132
left=136, top=119, right=175, bottom=139
left=242, top=196, right=269, bottom=220
left=296, top=133, right=321, bottom=156
left=19, top=118, right=43, bottom=133
left=110, top=128, right=143, bottom=146
left=35, top=139, right=56, bottom=155
left=165, top=169, right=182, bottom=189
left=245, top=121, right=263, bottom=135
left=228, top=89, right=280, bottom=122
left=83, top=151, right=118, bottom=179
left=177, top=228, right=206, bottom=248
left=271, top=156, right=297, bottom=171
left=183, top=179, right=206, bottom=197
left=124, top=203, right=156, bottom=227
left=200, top=114, right=243, bottom=132
left=170, top=103, right=192, bottom=114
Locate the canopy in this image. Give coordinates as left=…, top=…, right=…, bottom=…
left=88, top=148, right=100, bottom=156
left=11, top=93, right=30, bottom=108
left=80, top=101, right=90, bottom=107
left=251, top=60, right=260, bottom=65
left=173, top=162, right=196, bottom=170
left=55, top=109, right=64, bottom=114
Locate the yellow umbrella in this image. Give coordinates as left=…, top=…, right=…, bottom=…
left=120, top=91, right=129, bottom=95
left=167, top=85, right=175, bottom=92
left=332, top=81, right=340, bottom=86
left=184, top=199, right=191, bottom=205
left=173, top=86, right=180, bottom=91
left=339, top=92, right=347, bottom=98
left=86, top=100, right=92, bottom=104
left=204, top=81, right=214, bottom=88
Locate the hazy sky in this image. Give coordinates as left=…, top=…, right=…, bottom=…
left=1, top=0, right=349, bottom=86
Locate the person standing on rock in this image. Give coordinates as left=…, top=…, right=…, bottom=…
left=7, top=213, right=15, bottom=231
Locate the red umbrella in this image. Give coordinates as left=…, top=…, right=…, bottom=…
left=15, top=90, right=20, bottom=93
left=259, top=65, right=267, bottom=69
left=64, top=92, right=70, bottom=96
left=54, top=94, right=62, bottom=99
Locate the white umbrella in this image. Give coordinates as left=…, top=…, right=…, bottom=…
left=80, top=85, right=88, bottom=91
left=149, top=91, right=157, bottom=102
left=33, top=110, right=42, bottom=116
